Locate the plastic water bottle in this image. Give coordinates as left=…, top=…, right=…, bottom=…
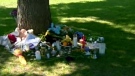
left=35, top=50, right=41, bottom=60
left=51, top=48, right=56, bottom=56
left=46, top=53, right=50, bottom=59
left=56, top=40, right=61, bottom=50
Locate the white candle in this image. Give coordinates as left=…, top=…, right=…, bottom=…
left=35, top=50, right=41, bottom=60
left=46, top=53, right=50, bottom=59
left=73, top=34, right=77, bottom=47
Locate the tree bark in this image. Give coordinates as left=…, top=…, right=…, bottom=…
left=17, top=0, right=51, bottom=35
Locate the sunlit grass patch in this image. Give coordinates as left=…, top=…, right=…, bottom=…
left=50, top=0, right=106, bottom=5
left=0, top=0, right=17, bottom=8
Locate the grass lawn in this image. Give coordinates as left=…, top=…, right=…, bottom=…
left=0, top=0, right=135, bottom=76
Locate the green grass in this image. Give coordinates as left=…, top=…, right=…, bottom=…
left=0, top=0, right=135, bottom=76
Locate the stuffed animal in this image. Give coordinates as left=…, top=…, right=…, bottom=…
left=19, top=29, right=28, bottom=40
left=13, top=49, right=27, bottom=65
left=8, top=34, right=17, bottom=44
left=79, top=35, right=86, bottom=49
left=61, top=35, right=72, bottom=46
left=48, top=23, right=61, bottom=35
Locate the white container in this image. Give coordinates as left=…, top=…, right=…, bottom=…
left=73, top=34, right=77, bottom=47
left=51, top=49, right=56, bottom=56
left=56, top=40, right=61, bottom=50
left=99, top=43, right=106, bottom=55
left=35, top=50, right=41, bottom=60
left=46, top=53, right=50, bottom=59
left=99, top=37, right=104, bottom=42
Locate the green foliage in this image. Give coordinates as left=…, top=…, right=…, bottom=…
left=38, top=33, right=46, bottom=41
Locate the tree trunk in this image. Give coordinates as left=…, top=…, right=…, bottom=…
left=17, top=0, right=51, bottom=35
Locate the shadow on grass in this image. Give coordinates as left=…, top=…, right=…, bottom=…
left=0, top=0, right=135, bottom=76
left=0, top=6, right=16, bottom=35
left=51, top=0, right=135, bottom=25
left=50, top=0, right=135, bottom=76
left=0, top=6, right=18, bottom=76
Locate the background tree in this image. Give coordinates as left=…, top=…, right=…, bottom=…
left=17, top=0, right=51, bottom=35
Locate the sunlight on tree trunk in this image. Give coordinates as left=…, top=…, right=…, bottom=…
left=17, top=0, right=51, bottom=35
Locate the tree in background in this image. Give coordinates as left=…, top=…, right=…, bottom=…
left=17, top=0, right=51, bottom=35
